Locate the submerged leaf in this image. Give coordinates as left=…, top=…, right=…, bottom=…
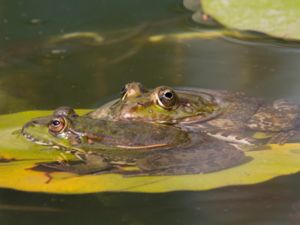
left=202, top=0, right=300, bottom=40
left=0, top=110, right=299, bottom=194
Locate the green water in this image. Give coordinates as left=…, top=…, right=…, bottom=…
left=0, top=0, right=300, bottom=224
left=1, top=174, right=299, bottom=225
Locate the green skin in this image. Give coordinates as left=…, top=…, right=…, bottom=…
left=89, top=82, right=300, bottom=145
left=88, top=82, right=221, bottom=124
left=21, top=107, right=246, bottom=175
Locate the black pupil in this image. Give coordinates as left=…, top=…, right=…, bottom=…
left=52, top=120, right=61, bottom=126
left=164, top=91, right=173, bottom=99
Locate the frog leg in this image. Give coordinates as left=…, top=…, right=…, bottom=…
left=34, top=154, right=113, bottom=175
left=203, top=130, right=258, bottom=146
left=246, top=99, right=300, bottom=144
left=132, top=136, right=249, bottom=176
left=182, top=124, right=258, bottom=146
left=133, top=150, right=247, bottom=176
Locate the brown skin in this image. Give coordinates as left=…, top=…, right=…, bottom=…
left=22, top=107, right=247, bottom=176
left=89, top=83, right=300, bottom=145
left=180, top=90, right=300, bottom=145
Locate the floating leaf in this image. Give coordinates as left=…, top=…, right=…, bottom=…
left=0, top=110, right=299, bottom=194
left=202, top=0, right=300, bottom=40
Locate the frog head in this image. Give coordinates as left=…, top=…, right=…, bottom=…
left=89, top=82, right=221, bottom=124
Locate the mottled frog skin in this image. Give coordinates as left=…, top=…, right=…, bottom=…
left=180, top=89, right=300, bottom=146
left=21, top=107, right=246, bottom=176
left=89, top=82, right=300, bottom=146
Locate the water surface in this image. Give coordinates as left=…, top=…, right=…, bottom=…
left=0, top=0, right=300, bottom=224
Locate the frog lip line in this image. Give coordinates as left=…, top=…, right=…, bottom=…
left=21, top=121, right=83, bottom=155
left=21, top=121, right=55, bottom=146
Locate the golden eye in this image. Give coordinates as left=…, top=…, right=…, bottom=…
left=48, top=116, right=68, bottom=134
left=156, top=88, right=178, bottom=109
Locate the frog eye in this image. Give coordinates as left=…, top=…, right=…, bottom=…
left=48, top=116, right=68, bottom=134
left=156, top=88, right=178, bottom=109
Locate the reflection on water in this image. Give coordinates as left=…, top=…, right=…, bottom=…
left=0, top=172, right=299, bottom=225
left=0, top=0, right=300, bottom=224
left=1, top=1, right=300, bottom=113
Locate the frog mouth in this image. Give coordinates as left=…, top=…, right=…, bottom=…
left=21, top=119, right=85, bottom=156
left=21, top=120, right=57, bottom=146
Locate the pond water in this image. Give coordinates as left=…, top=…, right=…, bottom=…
left=0, top=0, right=300, bottom=224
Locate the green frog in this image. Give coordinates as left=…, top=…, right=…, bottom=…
left=21, top=106, right=246, bottom=175
left=89, top=82, right=221, bottom=124
left=89, top=82, right=300, bottom=146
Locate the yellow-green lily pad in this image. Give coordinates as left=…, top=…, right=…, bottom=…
left=0, top=110, right=299, bottom=194
left=202, top=0, right=300, bottom=40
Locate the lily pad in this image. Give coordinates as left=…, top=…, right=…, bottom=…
left=202, top=0, right=300, bottom=40
left=0, top=110, right=299, bottom=194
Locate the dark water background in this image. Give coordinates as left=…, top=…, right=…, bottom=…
left=0, top=0, right=300, bottom=224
